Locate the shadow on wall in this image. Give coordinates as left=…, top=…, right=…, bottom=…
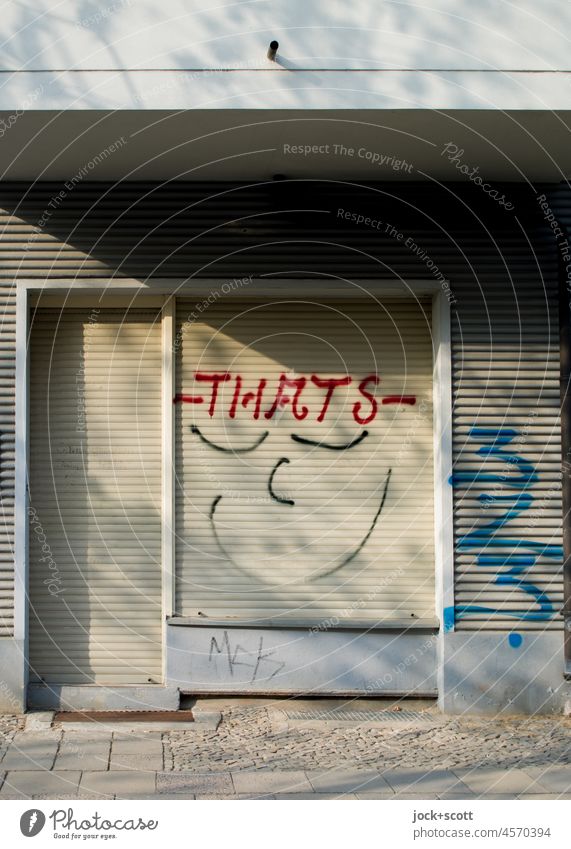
left=0, top=0, right=566, bottom=79
left=0, top=179, right=549, bottom=283
left=27, top=308, right=163, bottom=687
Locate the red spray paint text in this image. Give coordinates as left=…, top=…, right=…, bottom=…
left=174, top=372, right=416, bottom=425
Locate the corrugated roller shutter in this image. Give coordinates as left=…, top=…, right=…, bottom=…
left=0, top=283, right=15, bottom=636
left=451, top=289, right=563, bottom=630
left=0, top=180, right=567, bottom=638
left=28, top=308, right=163, bottom=684
left=175, top=297, right=435, bottom=624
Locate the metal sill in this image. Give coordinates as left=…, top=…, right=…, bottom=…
left=166, top=616, right=439, bottom=632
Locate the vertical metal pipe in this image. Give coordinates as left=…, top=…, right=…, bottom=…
left=558, top=226, right=571, bottom=677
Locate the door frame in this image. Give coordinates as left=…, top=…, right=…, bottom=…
left=15, top=278, right=453, bottom=702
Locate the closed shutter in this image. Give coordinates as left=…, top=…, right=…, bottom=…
left=2, top=180, right=564, bottom=640
left=175, top=297, right=435, bottom=624
left=0, top=283, right=15, bottom=636
left=29, top=308, right=163, bottom=684
left=451, top=290, right=563, bottom=630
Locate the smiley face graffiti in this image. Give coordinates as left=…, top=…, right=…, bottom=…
left=188, top=422, right=393, bottom=581
left=173, top=298, right=435, bottom=619
left=175, top=370, right=411, bottom=583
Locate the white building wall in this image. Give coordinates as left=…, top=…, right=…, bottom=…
left=0, top=1, right=569, bottom=111
left=1, top=0, right=568, bottom=71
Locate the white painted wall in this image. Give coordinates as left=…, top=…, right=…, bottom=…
left=0, top=0, right=568, bottom=72
left=0, top=1, right=569, bottom=112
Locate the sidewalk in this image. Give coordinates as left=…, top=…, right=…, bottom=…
left=0, top=699, right=570, bottom=800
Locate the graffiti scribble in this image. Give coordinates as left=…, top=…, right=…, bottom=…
left=316, top=467, right=393, bottom=579
left=191, top=424, right=269, bottom=453
left=290, top=430, right=369, bottom=450
left=175, top=371, right=416, bottom=423
left=209, top=468, right=392, bottom=582
left=209, top=631, right=286, bottom=682
left=446, top=426, right=562, bottom=627
left=268, top=457, right=295, bottom=506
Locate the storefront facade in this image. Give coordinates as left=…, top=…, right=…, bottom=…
left=0, top=1, right=570, bottom=714
left=0, top=179, right=566, bottom=715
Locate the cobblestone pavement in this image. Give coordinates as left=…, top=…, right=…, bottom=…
left=0, top=702, right=570, bottom=799
left=167, top=702, right=571, bottom=774
left=0, top=714, right=24, bottom=752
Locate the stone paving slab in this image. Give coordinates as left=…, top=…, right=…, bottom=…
left=356, top=792, right=431, bottom=800
left=356, top=791, right=556, bottom=800
left=0, top=738, right=59, bottom=770
left=2, top=795, right=41, bottom=800
left=1, top=770, right=81, bottom=798
left=33, top=794, right=81, bottom=800
left=59, top=739, right=111, bottom=756
left=24, top=712, right=54, bottom=732
left=275, top=793, right=360, bottom=800
left=157, top=771, right=233, bottom=796
left=307, top=769, right=391, bottom=793
left=112, top=732, right=163, bottom=742
left=195, top=793, right=277, bottom=800
left=435, top=791, right=478, bottom=799
left=522, top=794, right=571, bottom=800
left=55, top=739, right=111, bottom=772
left=77, top=791, right=117, bottom=800
left=111, top=737, right=164, bottom=755
left=453, top=767, right=544, bottom=795
left=470, top=794, right=520, bottom=800
left=382, top=769, right=471, bottom=794
left=63, top=731, right=114, bottom=744
left=232, top=770, right=313, bottom=795
left=11, top=730, right=61, bottom=741
left=79, top=770, right=157, bottom=798
left=126, top=794, right=197, bottom=800
left=109, top=755, right=164, bottom=772
left=55, top=754, right=110, bottom=771
left=191, top=711, right=222, bottom=731
left=525, top=766, right=571, bottom=793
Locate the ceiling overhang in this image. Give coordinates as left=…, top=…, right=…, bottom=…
left=0, top=109, right=569, bottom=182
